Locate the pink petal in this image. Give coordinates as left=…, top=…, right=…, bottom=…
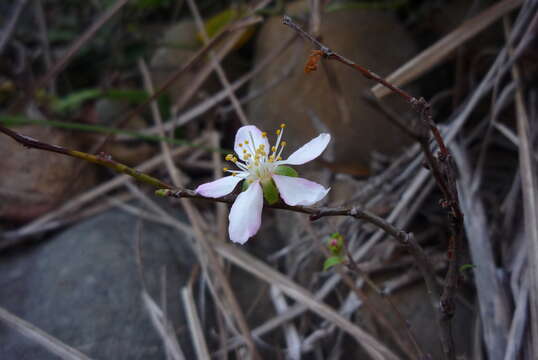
left=195, top=176, right=243, bottom=198
left=234, top=125, right=270, bottom=161
left=272, top=175, right=329, bottom=206
left=280, top=133, right=330, bottom=165
left=228, top=180, right=264, bottom=244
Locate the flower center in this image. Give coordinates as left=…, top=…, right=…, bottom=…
left=223, top=124, right=288, bottom=182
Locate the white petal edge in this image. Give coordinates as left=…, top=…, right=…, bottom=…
left=195, top=175, right=243, bottom=198
left=234, top=125, right=270, bottom=161
left=279, top=133, right=330, bottom=166
left=228, top=180, right=264, bottom=244
left=272, top=175, right=330, bottom=206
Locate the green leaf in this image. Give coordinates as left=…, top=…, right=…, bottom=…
left=273, top=165, right=298, bottom=177
left=52, top=89, right=102, bottom=112
left=51, top=88, right=150, bottom=113
left=323, top=256, right=344, bottom=271
left=199, top=7, right=255, bottom=50
left=459, top=264, right=476, bottom=273
left=261, top=178, right=279, bottom=205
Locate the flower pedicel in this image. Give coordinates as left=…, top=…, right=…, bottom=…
left=196, top=124, right=331, bottom=244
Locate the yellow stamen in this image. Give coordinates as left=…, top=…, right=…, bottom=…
left=238, top=143, right=243, bottom=147
left=276, top=129, right=281, bottom=135
left=261, top=132, right=267, bottom=137
left=223, top=167, right=228, bottom=171
left=280, top=123, right=286, bottom=128
left=225, top=154, right=233, bottom=161
left=271, top=146, right=276, bottom=152
left=277, top=156, right=282, bottom=161
left=244, top=140, right=249, bottom=144
left=281, top=141, right=287, bottom=147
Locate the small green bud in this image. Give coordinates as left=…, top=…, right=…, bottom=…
left=155, top=189, right=170, bottom=197
left=327, top=232, right=344, bottom=255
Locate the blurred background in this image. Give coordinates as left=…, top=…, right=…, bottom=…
left=0, top=0, right=536, bottom=359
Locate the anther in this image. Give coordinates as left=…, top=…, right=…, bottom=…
left=276, top=129, right=281, bottom=135
left=280, top=123, right=286, bottom=128
left=281, top=141, right=287, bottom=147
left=261, top=132, right=267, bottom=137
left=223, top=167, right=228, bottom=171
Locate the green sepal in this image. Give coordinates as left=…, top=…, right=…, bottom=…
left=323, top=256, right=344, bottom=271
left=242, top=180, right=250, bottom=192
left=261, top=178, right=279, bottom=205
left=273, top=165, right=298, bottom=177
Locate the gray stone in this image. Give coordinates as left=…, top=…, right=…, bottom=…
left=0, top=202, right=196, bottom=359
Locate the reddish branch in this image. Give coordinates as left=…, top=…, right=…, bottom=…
left=283, top=14, right=464, bottom=360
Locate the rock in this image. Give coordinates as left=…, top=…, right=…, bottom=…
left=248, top=2, right=418, bottom=173
left=0, top=202, right=196, bottom=359
left=0, top=125, right=97, bottom=222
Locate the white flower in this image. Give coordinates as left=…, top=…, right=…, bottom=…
left=196, top=124, right=331, bottom=244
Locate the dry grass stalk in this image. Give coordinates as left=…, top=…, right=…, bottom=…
left=452, top=144, right=510, bottom=358
left=511, top=45, right=538, bottom=360
left=0, top=306, right=92, bottom=360
left=181, top=285, right=211, bottom=360
left=142, top=292, right=186, bottom=360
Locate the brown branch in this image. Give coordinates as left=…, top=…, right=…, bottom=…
left=282, top=15, right=414, bottom=103
left=282, top=14, right=465, bottom=360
